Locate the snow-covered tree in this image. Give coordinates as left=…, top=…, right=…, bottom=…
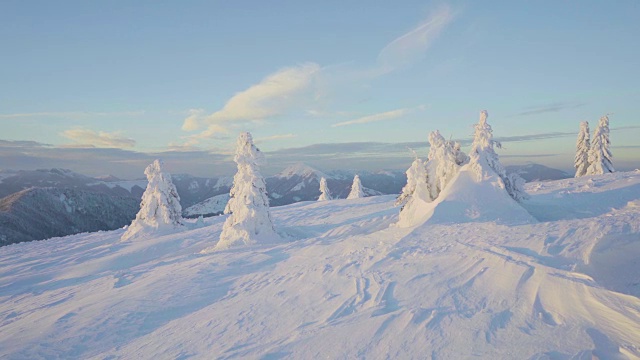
left=121, top=159, right=183, bottom=241
left=425, top=131, right=443, bottom=200
left=396, top=155, right=428, bottom=208
left=425, top=131, right=466, bottom=200
left=397, top=155, right=433, bottom=226
left=574, top=121, right=590, bottom=177
left=217, top=132, right=278, bottom=249
left=469, top=110, right=528, bottom=202
left=449, top=140, right=469, bottom=166
left=347, top=175, right=365, bottom=199
left=586, top=115, right=614, bottom=175
left=317, top=177, right=332, bottom=201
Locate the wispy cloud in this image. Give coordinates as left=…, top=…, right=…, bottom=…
left=0, top=111, right=145, bottom=120
left=181, top=63, right=321, bottom=145
left=331, top=105, right=426, bottom=127
left=255, top=134, right=297, bottom=144
left=377, top=5, right=454, bottom=73
left=181, top=109, right=205, bottom=131
left=62, top=128, right=136, bottom=148
left=515, top=102, right=585, bottom=117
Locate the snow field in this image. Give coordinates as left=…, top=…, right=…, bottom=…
left=0, top=172, right=638, bottom=359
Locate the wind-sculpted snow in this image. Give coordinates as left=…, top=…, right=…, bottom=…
left=0, top=172, right=639, bottom=359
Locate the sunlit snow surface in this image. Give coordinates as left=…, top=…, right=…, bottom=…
left=1, top=171, right=639, bottom=359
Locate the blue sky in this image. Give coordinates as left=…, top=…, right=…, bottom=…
left=1, top=1, right=639, bottom=178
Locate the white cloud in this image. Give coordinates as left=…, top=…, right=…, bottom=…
left=181, top=124, right=230, bottom=147
left=209, top=63, right=320, bottom=123
left=254, top=134, right=296, bottom=144
left=180, top=63, right=320, bottom=146
left=331, top=105, right=426, bottom=127
left=181, top=109, right=205, bottom=131
left=62, top=128, right=136, bottom=148
left=377, top=5, right=454, bottom=72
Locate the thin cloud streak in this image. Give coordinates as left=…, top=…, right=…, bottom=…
left=377, top=5, right=454, bottom=73
left=255, top=134, right=297, bottom=144
left=514, top=102, right=585, bottom=117
left=331, top=105, right=425, bottom=127
left=62, top=128, right=136, bottom=148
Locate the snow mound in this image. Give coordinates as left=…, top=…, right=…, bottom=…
left=397, top=165, right=535, bottom=227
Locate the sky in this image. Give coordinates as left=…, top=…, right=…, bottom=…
left=1, top=1, right=639, bottom=178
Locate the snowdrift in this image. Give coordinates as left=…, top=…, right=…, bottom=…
left=1, top=172, right=639, bottom=359
left=397, top=165, right=535, bottom=227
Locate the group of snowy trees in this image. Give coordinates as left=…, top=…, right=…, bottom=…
left=126, top=109, right=617, bottom=246
left=396, top=111, right=528, bottom=224
left=574, top=115, right=614, bottom=177
left=317, top=174, right=365, bottom=202
left=120, top=131, right=368, bottom=247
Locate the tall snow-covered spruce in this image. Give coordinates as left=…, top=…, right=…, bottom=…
left=428, top=130, right=465, bottom=199
left=347, top=175, right=365, bottom=199
left=574, top=121, right=591, bottom=177
left=395, top=155, right=428, bottom=208
left=317, top=177, right=332, bottom=201
left=121, top=159, right=183, bottom=241
left=586, top=115, right=614, bottom=175
left=469, top=110, right=528, bottom=202
left=396, top=154, right=433, bottom=227
left=215, top=132, right=278, bottom=250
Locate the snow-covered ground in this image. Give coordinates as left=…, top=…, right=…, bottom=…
left=0, top=171, right=639, bottom=359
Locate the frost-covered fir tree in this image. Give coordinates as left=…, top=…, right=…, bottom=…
left=449, top=140, right=469, bottom=166
left=469, top=110, right=528, bottom=202
left=574, top=121, right=590, bottom=177
left=425, top=131, right=444, bottom=200
left=347, top=175, right=365, bottom=199
left=396, top=154, right=429, bottom=208
left=425, top=131, right=466, bottom=200
left=217, top=132, right=278, bottom=249
left=121, top=159, right=183, bottom=241
left=586, top=115, right=614, bottom=175
left=396, top=154, right=433, bottom=227
left=394, top=152, right=427, bottom=207
left=317, top=177, right=332, bottom=201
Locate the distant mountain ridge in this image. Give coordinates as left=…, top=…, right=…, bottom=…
left=0, top=187, right=138, bottom=246
left=0, top=163, right=570, bottom=245
left=505, top=164, right=571, bottom=182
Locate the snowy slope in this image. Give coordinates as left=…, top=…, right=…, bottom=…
left=184, top=193, right=230, bottom=218
left=0, top=172, right=639, bottom=359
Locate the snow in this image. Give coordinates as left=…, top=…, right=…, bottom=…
left=121, top=160, right=183, bottom=241
left=213, top=176, right=233, bottom=190
left=216, top=132, right=278, bottom=250
left=575, top=121, right=590, bottom=177
left=184, top=193, right=230, bottom=217
left=1, top=172, right=639, bottom=359
left=98, top=179, right=148, bottom=192
left=276, top=162, right=327, bottom=179
left=347, top=175, right=365, bottom=199
left=318, top=177, right=332, bottom=201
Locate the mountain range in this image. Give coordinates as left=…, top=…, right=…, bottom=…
left=0, top=163, right=569, bottom=245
